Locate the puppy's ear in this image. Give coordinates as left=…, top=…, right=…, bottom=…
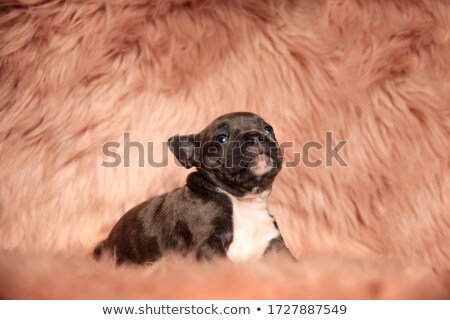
left=168, top=134, right=199, bottom=169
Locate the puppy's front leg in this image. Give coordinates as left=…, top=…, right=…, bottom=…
left=264, top=236, right=296, bottom=260
left=196, top=232, right=232, bottom=260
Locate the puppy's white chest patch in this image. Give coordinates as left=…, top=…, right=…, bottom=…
left=225, top=191, right=280, bottom=262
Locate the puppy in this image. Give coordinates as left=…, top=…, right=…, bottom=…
left=93, top=112, right=292, bottom=264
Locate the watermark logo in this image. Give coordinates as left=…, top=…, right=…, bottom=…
left=101, top=132, right=348, bottom=168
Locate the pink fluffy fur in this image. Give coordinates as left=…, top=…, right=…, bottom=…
left=0, top=0, right=449, bottom=299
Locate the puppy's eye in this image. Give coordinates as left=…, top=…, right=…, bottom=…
left=264, top=125, right=274, bottom=135
left=215, top=134, right=229, bottom=143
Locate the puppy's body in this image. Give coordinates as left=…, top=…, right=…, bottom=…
left=95, top=173, right=233, bottom=264
left=94, top=112, right=292, bottom=264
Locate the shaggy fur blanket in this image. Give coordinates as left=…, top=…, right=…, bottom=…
left=0, top=0, right=449, bottom=299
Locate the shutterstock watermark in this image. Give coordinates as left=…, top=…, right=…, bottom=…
left=101, top=132, right=348, bottom=168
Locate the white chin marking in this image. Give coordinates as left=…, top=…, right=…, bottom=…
left=251, top=165, right=273, bottom=176
left=250, top=155, right=274, bottom=176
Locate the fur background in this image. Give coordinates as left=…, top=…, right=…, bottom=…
left=0, top=0, right=449, bottom=299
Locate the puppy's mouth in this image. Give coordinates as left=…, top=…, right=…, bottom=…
left=246, top=146, right=277, bottom=172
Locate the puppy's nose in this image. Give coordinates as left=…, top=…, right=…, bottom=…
left=246, top=131, right=267, bottom=144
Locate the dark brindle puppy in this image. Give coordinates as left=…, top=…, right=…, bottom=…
left=93, top=112, right=292, bottom=264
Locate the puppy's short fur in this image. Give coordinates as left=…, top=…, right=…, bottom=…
left=94, top=112, right=292, bottom=264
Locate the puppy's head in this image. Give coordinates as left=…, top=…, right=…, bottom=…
left=169, top=112, right=282, bottom=196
